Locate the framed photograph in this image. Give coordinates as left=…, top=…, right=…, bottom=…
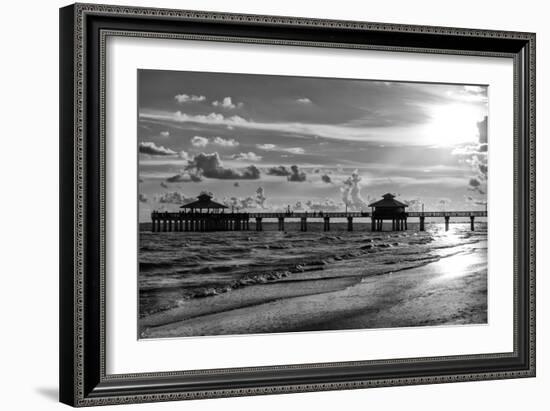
left=59, top=3, right=535, bottom=407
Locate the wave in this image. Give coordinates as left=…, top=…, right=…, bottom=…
left=138, top=225, right=486, bottom=317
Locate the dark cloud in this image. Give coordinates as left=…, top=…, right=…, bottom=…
left=186, top=152, right=260, bottom=180
left=479, top=164, right=488, bottom=175
left=469, top=178, right=485, bottom=194
left=160, top=181, right=168, bottom=188
left=321, top=174, right=332, bottom=184
left=478, top=116, right=488, bottom=145
left=266, top=166, right=291, bottom=176
left=138, top=193, right=148, bottom=203
left=287, top=165, right=307, bottom=182
left=139, top=141, right=176, bottom=156
left=233, top=182, right=240, bottom=187
left=469, top=178, right=480, bottom=188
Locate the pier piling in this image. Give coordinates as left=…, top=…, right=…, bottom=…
left=300, top=217, right=308, bottom=232
left=470, top=215, right=475, bottom=231
left=347, top=217, right=353, bottom=231
left=444, top=216, right=450, bottom=231
left=323, top=217, right=330, bottom=231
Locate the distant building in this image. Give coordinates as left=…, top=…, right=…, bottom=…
left=368, top=193, right=408, bottom=231
left=180, top=193, right=227, bottom=213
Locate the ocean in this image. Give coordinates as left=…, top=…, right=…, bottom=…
left=138, top=222, right=487, bottom=338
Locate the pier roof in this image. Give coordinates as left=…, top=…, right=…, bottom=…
left=368, top=193, right=408, bottom=208
left=180, top=193, right=227, bottom=209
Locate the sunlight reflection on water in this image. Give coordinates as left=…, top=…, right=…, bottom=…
left=430, top=251, right=478, bottom=282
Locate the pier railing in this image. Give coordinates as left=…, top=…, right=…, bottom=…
left=150, top=210, right=487, bottom=233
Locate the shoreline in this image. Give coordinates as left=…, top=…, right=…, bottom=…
left=138, top=227, right=485, bottom=317
left=140, top=240, right=487, bottom=338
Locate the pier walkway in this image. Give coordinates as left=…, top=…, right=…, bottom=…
left=150, top=210, right=487, bottom=233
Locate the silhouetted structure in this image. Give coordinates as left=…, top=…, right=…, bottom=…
left=180, top=193, right=227, bottom=213
left=368, top=193, right=408, bottom=231
left=150, top=192, right=486, bottom=233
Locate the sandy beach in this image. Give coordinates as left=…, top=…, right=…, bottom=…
left=140, top=226, right=487, bottom=338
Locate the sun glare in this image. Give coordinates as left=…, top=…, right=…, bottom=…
left=424, top=103, right=485, bottom=147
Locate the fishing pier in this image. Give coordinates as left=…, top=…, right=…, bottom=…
left=150, top=193, right=487, bottom=233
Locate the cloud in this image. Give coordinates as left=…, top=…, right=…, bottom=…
left=468, top=178, right=485, bottom=194
left=305, top=199, right=343, bottom=212
left=231, top=152, right=262, bottom=161
left=341, top=170, right=369, bottom=210
left=178, top=150, right=190, bottom=161
left=256, top=144, right=305, bottom=155
left=266, top=166, right=291, bottom=176
left=403, top=198, right=423, bottom=212
left=138, top=193, right=148, bottom=203
left=452, top=115, right=488, bottom=193
left=160, top=181, right=168, bottom=188
left=155, top=191, right=195, bottom=205
left=321, top=174, right=332, bottom=184
left=446, top=86, right=488, bottom=103
left=255, top=187, right=267, bottom=208
left=212, top=97, right=242, bottom=109
left=139, top=109, right=430, bottom=145
left=174, top=94, right=206, bottom=103
left=466, top=195, right=487, bottom=206
left=222, top=187, right=266, bottom=210
left=139, top=141, right=176, bottom=156
left=477, top=116, right=488, bottom=144
left=186, top=152, right=261, bottom=180
left=286, top=147, right=306, bottom=155
left=191, top=136, right=209, bottom=147
left=287, top=165, right=307, bottom=182
left=296, top=97, right=312, bottom=104
left=291, top=201, right=306, bottom=211
left=233, top=182, right=240, bottom=187
left=213, top=137, right=239, bottom=147
left=159, top=131, right=170, bottom=137
left=469, top=178, right=480, bottom=187
left=166, top=173, right=202, bottom=183
left=163, top=111, right=248, bottom=126
left=190, top=136, right=239, bottom=148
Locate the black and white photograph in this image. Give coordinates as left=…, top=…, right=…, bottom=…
left=137, top=70, right=489, bottom=339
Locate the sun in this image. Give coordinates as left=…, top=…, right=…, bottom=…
left=423, top=103, right=485, bottom=147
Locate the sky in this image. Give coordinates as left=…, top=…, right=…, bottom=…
left=137, top=69, right=488, bottom=221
